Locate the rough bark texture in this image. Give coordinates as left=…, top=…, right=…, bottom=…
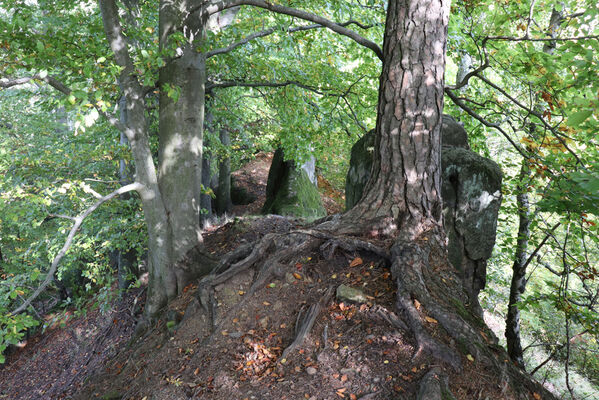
left=345, top=118, right=502, bottom=315
left=338, top=0, right=447, bottom=238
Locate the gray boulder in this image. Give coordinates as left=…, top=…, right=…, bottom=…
left=441, top=114, right=469, bottom=149
left=442, top=147, right=502, bottom=314
left=262, top=148, right=326, bottom=218
left=345, top=116, right=502, bottom=314
left=344, top=129, right=375, bottom=210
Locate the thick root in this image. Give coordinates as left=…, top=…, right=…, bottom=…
left=279, top=286, right=333, bottom=362
left=417, top=367, right=456, bottom=400
left=195, top=228, right=389, bottom=342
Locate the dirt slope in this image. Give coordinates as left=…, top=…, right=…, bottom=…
left=0, top=155, right=549, bottom=400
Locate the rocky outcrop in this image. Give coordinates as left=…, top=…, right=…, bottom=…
left=345, top=115, right=502, bottom=313
left=442, top=146, right=502, bottom=314
left=262, top=148, right=326, bottom=218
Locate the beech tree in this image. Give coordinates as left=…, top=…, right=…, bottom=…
left=2, top=0, right=384, bottom=317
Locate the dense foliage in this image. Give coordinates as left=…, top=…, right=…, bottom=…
left=1, top=0, right=597, bottom=397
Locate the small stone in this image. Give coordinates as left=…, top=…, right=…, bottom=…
left=340, top=368, right=356, bottom=376
left=336, top=284, right=368, bottom=303
left=373, top=377, right=381, bottom=383
left=272, top=300, right=283, bottom=311
left=306, top=367, right=317, bottom=375
left=259, top=316, right=269, bottom=329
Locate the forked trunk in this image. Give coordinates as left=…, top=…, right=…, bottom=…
left=101, top=0, right=217, bottom=317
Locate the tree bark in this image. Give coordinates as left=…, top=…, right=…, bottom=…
left=505, top=161, right=530, bottom=368
left=158, top=0, right=207, bottom=287
left=341, top=0, right=447, bottom=240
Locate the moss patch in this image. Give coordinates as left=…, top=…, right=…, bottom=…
left=262, top=148, right=326, bottom=218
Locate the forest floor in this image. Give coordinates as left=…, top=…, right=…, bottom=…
left=0, top=153, right=548, bottom=400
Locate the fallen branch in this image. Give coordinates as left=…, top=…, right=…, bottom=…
left=11, top=182, right=143, bottom=315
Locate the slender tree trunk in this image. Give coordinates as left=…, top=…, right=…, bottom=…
left=505, top=161, right=530, bottom=368
left=200, top=143, right=215, bottom=226
left=116, top=94, right=136, bottom=293
left=342, top=0, right=447, bottom=239
left=505, top=6, right=563, bottom=368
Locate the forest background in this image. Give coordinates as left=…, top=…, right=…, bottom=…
left=0, top=0, right=598, bottom=398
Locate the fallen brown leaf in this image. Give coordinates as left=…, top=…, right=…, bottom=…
left=349, top=257, right=363, bottom=267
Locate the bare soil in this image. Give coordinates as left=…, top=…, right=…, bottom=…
left=0, top=154, right=548, bottom=400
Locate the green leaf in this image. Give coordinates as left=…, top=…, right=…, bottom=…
left=567, top=110, right=593, bottom=127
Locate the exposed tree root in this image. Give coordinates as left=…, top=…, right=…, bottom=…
left=194, top=228, right=388, bottom=343
left=279, top=286, right=333, bottom=361
left=369, top=304, right=408, bottom=332
left=416, top=367, right=455, bottom=400
left=188, top=222, right=557, bottom=399
left=389, top=231, right=558, bottom=399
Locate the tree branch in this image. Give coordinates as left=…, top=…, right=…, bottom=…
left=1, top=74, right=124, bottom=131
left=444, top=88, right=529, bottom=158
left=207, top=79, right=327, bottom=94
left=521, top=222, right=561, bottom=275
left=195, top=0, right=383, bottom=60
left=11, top=182, right=143, bottom=316
left=206, top=20, right=374, bottom=59
left=206, top=26, right=279, bottom=58
left=484, top=34, right=599, bottom=43
left=474, top=72, right=588, bottom=169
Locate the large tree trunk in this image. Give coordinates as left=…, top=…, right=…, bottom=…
left=100, top=0, right=218, bottom=317
left=158, top=0, right=207, bottom=284
left=342, top=0, right=446, bottom=240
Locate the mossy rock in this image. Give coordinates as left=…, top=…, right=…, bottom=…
left=345, top=118, right=502, bottom=314
left=262, top=148, right=326, bottom=218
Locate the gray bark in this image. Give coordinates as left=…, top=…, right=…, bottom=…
left=505, top=161, right=530, bottom=368
left=505, top=6, right=563, bottom=368
left=100, top=0, right=209, bottom=316
left=116, top=94, right=136, bottom=292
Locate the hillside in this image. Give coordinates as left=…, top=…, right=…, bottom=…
left=1, top=155, right=551, bottom=400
